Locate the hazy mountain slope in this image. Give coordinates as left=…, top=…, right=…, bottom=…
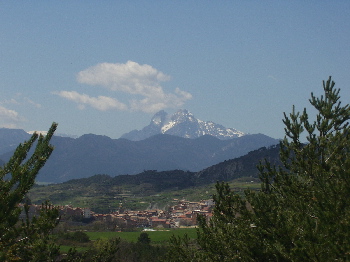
left=36, top=133, right=278, bottom=183
left=0, top=128, right=31, bottom=155
left=0, top=127, right=279, bottom=184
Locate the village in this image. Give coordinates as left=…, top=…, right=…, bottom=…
left=20, top=199, right=214, bottom=230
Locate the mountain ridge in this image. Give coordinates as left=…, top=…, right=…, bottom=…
left=121, top=109, right=246, bottom=141
left=0, top=131, right=279, bottom=183
left=0, top=112, right=279, bottom=184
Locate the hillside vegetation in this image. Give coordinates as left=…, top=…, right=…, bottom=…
left=28, top=145, right=278, bottom=212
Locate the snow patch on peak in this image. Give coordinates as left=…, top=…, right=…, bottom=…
left=27, top=131, right=48, bottom=136
left=171, top=109, right=195, bottom=122
left=161, top=121, right=176, bottom=133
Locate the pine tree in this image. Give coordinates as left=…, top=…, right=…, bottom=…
left=250, top=76, right=350, bottom=261
left=168, top=77, right=350, bottom=261
left=138, top=232, right=151, bottom=245
left=0, top=123, right=61, bottom=261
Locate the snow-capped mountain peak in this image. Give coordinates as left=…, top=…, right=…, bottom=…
left=121, top=109, right=246, bottom=141
left=150, top=110, right=168, bottom=127
left=161, top=109, right=196, bottom=133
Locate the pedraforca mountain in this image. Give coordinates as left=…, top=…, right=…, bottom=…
left=121, top=109, right=246, bottom=141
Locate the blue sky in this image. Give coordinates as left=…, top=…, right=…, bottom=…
left=1, top=1, right=349, bottom=139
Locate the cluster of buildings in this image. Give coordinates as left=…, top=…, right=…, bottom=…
left=93, top=199, right=214, bottom=229
left=20, top=199, right=214, bottom=229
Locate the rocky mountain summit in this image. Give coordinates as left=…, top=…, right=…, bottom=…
left=121, top=109, right=246, bottom=141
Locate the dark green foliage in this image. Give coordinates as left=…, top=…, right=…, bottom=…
left=252, top=77, right=350, bottom=261
left=137, top=232, right=151, bottom=245
left=64, top=237, right=167, bottom=262
left=165, top=234, right=202, bottom=261
left=61, top=231, right=90, bottom=243
left=0, top=123, right=60, bottom=261
left=61, top=238, right=121, bottom=262
left=169, top=77, right=350, bottom=261
left=87, top=238, right=120, bottom=262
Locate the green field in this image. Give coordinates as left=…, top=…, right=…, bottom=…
left=28, top=177, right=261, bottom=213
left=86, top=228, right=197, bottom=243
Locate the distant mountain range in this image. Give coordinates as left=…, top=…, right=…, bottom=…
left=121, top=109, right=245, bottom=141
left=0, top=128, right=76, bottom=155
left=0, top=128, right=32, bottom=155
left=0, top=132, right=279, bottom=183
left=0, top=110, right=279, bottom=183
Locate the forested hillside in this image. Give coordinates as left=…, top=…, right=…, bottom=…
left=28, top=145, right=278, bottom=212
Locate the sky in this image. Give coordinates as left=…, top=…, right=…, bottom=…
left=1, top=1, right=350, bottom=140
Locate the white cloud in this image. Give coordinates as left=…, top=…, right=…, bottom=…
left=0, top=95, right=40, bottom=128
left=130, top=87, right=192, bottom=113
left=24, top=97, right=42, bottom=108
left=58, top=61, right=192, bottom=113
left=77, top=61, right=171, bottom=95
left=2, top=98, right=20, bottom=105
left=3, top=95, right=42, bottom=108
left=175, top=87, right=193, bottom=100
left=54, top=91, right=128, bottom=111
left=0, top=105, right=22, bottom=128
left=268, top=75, right=278, bottom=82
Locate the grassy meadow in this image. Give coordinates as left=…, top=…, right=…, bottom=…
left=29, top=177, right=261, bottom=212
left=86, top=228, right=197, bottom=243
